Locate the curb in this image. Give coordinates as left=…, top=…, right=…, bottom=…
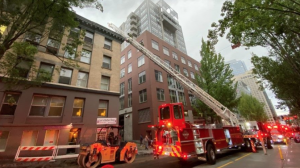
left=137, top=152, right=153, bottom=155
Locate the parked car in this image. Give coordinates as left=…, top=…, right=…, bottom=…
left=293, top=132, right=300, bottom=143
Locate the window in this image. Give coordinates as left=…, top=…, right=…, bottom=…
left=37, top=63, right=54, bottom=81
left=0, top=131, right=9, bottom=152
left=128, top=78, right=132, bottom=93
left=128, top=63, right=132, bottom=73
left=173, top=105, right=183, bottom=119
left=73, top=98, right=84, bottom=117
left=128, top=94, right=132, bottom=107
left=169, top=90, right=177, bottom=103
left=155, top=70, right=163, bottom=82
left=157, top=88, right=165, bottom=101
left=44, top=130, right=59, bottom=146
left=188, top=61, right=192, bottom=67
left=189, top=94, right=196, bottom=106
left=104, top=38, right=112, bottom=50
left=59, top=68, right=73, bottom=84
left=164, top=60, right=171, bottom=67
left=151, top=40, right=159, bottom=50
left=29, top=95, right=65, bottom=117
left=100, top=76, right=110, bottom=91
left=80, top=50, right=91, bottom=64
left=138, top=71, right=146, bottom=84
left=138, top=55, right=145, bottom=67
left=63, top=45, right=76, bottom=59
left=120, top=97, right=124, bottom=109
left=139, top=89, right=147, bottom=103
left=98, top=101, right=108, bottom=117
left=69, top=27, right=80, bottom=38
left=160, top=107, right=170, bottom=120
left=0, top=93, right=20, bottom=115
left=128, top=50, right=132, bottom=59
left=174, top=64, right=180, bottom=73
left=163, top=47, right=169, bottom=56
left=46, top=38, right=60, bottom=55
left=120, top=68, right=125, bottom=78
left=183, top=68, right=189, bottom=77
left=102, top=56, right=111, bottom=69
left=181, top=57, right=186, bottom=64
left=138, top=108, right=150, bottom=123
left=172, top=52, right=178, bottom=60
left=120, top=82, right=125, bottom=96
left=84, top=31, right=94, bottom=44
left=15, top=56, right=32, bottom=78
left=178, top=92, right=186, bottom=105
left=121, top=55, right=125, bottom=64
left=190, top=72, right=195, bottom=79
left=25, top=32, right=41, bottom=46
left=76, top=72, right=89, bottom=87
left=194, top=64, right=199, bottom=71
left=20, top=131, right=38, bottom=146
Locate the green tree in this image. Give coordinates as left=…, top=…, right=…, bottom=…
left=194, top=39, right=238, bottom=123
left=208, top=0, right=300, bottom=114
left=238, top=93, right=268, bottom=122
left=251, top=55, right=300, bottom=114
left=0, top=0, right=103, bottom=89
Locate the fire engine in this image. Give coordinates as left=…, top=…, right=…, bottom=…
left=108, top=23, right=274, bottom=164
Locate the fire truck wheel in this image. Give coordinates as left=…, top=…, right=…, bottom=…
left=77, top=154, right=85, bottom=168
left=124, top=150, right=136, bottom=163
left=206, top=144, right=216, bottom=165
left=244, top=139, right=251, bottom=151
left=81, top=152, right=101, bottom=168
left=267, top=138, right=273, bottom=149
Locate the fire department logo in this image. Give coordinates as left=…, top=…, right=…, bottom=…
left=182, top=130, right=189, bottom=139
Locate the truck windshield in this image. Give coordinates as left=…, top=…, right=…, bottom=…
left=160, top=107, right=170, bottom=120
left=173, top=105, right=182, bottom=119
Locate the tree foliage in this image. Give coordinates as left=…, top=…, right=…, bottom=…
left=194, top=39, right=238, bottom=123
left=0, top=0, right=102, bottom=90
left=238, top=93, right=268, bottom=122
left=208, top=0, right=300, bottom=113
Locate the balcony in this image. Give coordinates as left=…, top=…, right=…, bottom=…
left=130, top=30, right=137, bottom=37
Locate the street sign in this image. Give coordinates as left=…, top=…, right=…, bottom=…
left=96, top=118, right=117, bottom=125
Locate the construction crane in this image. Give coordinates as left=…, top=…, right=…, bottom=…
left=108, top=23, right=239, bottom=126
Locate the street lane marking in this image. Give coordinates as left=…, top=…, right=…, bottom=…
left=234, top=153, right=252, bottom=161
left=217, top=161, right=233, bottom=168
left=217, top=153, right=252, bottom=168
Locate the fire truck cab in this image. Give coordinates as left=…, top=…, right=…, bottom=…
left=150, top=103, right=244, bottom=165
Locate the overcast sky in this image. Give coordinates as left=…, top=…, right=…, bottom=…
left=74, top=0, right=288, bottom=115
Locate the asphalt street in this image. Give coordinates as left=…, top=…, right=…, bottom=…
left=106, top=144, right=288, bottom=168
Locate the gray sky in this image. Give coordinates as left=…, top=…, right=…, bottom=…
left=74, top=0, right=288, bottom=115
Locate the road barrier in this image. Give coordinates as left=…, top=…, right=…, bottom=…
left=14, top=145, right=80, bottom=162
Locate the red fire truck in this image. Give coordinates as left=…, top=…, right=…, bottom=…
left=108, top=23, right=274, bottom=165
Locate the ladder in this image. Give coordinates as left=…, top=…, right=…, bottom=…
left=108, top=23, right=239, bottom=126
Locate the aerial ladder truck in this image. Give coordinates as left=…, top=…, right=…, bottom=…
left=108, top=23, right=273, bottom=165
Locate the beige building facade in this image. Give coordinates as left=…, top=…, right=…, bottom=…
left=0, top=15, right=123, bottom=158
left=233, top=70, right=275, bottom=123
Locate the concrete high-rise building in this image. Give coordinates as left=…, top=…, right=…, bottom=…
left=118, top=0, right=200, bottom=141
left=0, top=15, right=123, bottom=158
left=236, top=81, right=251, bottom=98
left=226, top=59, right=247, bottom=76
left=263, top=90, right=277, bottom=119
left=233, top=70, right=275, bottom=123
left=120, top=0, right=187, bottom=54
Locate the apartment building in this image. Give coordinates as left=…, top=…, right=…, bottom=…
left=233, top=70, right=276, bottom=123
left=0, top=15, right=123, bottom=158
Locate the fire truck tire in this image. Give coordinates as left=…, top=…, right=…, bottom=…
left=81, top=152, right=101, bottom=168
left=77, top=154, right=85, bottom=168
left=244, top=139, right=251, bottom=151
left=267, top=138, right=273, bottom=149
left=124, top=150, right=136, bottom=163
left=206, top=144, right=216, bottom=165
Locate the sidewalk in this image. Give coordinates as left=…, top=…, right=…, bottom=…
left=137, top=144, right=153, bottom=155
left=282, top=140, right=300, bottom=167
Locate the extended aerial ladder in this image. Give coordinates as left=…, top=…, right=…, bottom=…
left=108, top=23, right=239, bottom=126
